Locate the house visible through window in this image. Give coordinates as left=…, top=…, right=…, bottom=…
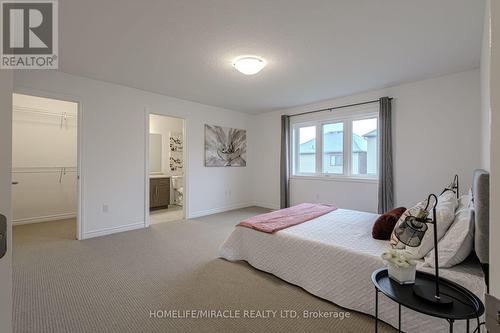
left=322, top=122, right=343, bottom=174
left=292, top=109, right=378, bottom=179
left=330, top=155, right=343, bottom=167
left=297, top=126, right=316, bottom=173
left=352, top=118, right=377, bottom=176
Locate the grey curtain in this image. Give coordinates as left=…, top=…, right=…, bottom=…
left=280, top=115, right=291, bottom=209
left=378, top=97, right=394, bottom=213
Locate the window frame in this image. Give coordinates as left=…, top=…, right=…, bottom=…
left=290, top=105, right=379, bottom=183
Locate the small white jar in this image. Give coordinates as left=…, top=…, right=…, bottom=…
left=387, top=263, right=417, bottom=285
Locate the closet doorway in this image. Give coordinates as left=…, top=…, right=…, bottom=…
left=11, top=93, right=81, bottom=240
left=146, top=113, right=186, bottom=225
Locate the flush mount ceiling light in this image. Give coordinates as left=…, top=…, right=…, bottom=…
left=232, top=56, right=266, bottom=75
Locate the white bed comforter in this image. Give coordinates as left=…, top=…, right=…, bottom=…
left=219, top=209, right=485, bottom=333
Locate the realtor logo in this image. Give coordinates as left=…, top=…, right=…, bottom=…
left=1, top=0, right=58, bottom=69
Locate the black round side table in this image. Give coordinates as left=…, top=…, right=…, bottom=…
left=371, top=268, right=484, bottom=333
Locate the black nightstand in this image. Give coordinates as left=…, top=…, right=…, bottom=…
left=371, top=268, right=484, bottom=333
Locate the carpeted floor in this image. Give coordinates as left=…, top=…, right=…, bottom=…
left=13, top=207, right=394, bottom=333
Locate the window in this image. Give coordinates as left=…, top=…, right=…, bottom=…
left=323, top=122, right=343, bottom=174
left=352, top=118, right=378, bottom=176
left=292, top=110, right=378, bottom=180
left=296, top=125, right=316, bottom=173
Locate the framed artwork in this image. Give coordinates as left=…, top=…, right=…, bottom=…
left=205, top=125, right=246, bottom=167
left=169, top=132, right=183, bottom=171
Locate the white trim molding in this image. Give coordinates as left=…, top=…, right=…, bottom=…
left=188, top=203, right=256, bottom=219
left=290, top=175, right=379, bottom=184
left=252, top=202, right=280, bottom=210
left=83, top=221, right=144, bottom=239
left=13, top=213, right=76, bottom=225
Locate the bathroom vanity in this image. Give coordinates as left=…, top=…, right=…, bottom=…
left=149, top=176, right=170, bottom=210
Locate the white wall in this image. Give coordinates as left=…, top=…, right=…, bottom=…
left=481, top=0, right=491, bottom=171
left=14, top=71, right=255, bottom=239
left=253, top=70, right=482, bottom=212
left=12, top=94, right=78, bottom=224
left=149, top=114, right=184, bottom=176
left=0, top=71, right=13, bottom=333
left=488, top=0, right=500, bottom=299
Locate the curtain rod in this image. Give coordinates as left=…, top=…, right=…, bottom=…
left=288, top=97, right=393, bottom=118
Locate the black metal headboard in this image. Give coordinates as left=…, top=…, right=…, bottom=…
left=441, top=174, right=459, bottom=198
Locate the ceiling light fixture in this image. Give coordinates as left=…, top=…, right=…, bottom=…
left=232, top=56, right=266, bottom=75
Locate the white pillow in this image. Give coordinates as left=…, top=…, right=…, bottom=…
left=424, top=193, right=474, bottom=267
left=458, top=189, right=472, bottom=207
left=405, top=190, right=458, bottom=259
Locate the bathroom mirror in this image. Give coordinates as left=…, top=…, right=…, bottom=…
left=149, top=133, right=162, bottom=174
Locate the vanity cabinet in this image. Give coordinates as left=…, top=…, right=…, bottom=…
left=150, top=177, right=170, bottom=210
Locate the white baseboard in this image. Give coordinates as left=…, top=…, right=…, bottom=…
left=187, top=202, right=280, bottom=219
left=83, top=221, right=145, bottom=239
left=82, top=202, right=279, bottom=239
left=188, top=203, right=256, bottom=219
left=252, top=202, right=280, bottom=210
left=13, top=213, right=76, bottom=225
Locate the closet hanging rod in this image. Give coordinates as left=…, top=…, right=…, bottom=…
left=13, top=106, right=77, bottom=118
left=12, top=166, right=77, bottom=169
left=12, top=166, right=77, bottom=173
left=12, top=170, right=77, bottom=174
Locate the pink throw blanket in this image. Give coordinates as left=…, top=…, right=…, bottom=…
left=238, top=203, right=337, bottom=233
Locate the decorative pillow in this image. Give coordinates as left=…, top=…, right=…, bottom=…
left=390, top=200, right=429, bottom=249
left=458, top=188, right=472, bottom=207
left=424, top=193, right=474, bottom=268
left=372, top=207, right=406, bottom=240
left=405, top=190, right=458, bottom=259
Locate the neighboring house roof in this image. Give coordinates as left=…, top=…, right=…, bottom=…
left=299, top=131, right=367, bottom=153
left=362, top=129, right=377, bottom=138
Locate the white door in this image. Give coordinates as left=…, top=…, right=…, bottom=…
left=0, top=70, right=13, bottom=333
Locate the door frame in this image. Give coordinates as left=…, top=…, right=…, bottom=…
left=144, top=108, right=188, bottom=227
left=13, top=87, right=85, bottom=240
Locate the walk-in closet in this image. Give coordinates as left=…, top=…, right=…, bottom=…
left=12, top=93, right=78, bottom=237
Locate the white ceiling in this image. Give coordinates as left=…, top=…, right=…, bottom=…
left=59, top=0, right=485, bottom=114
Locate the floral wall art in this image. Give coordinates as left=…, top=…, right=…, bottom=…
left=204, top=125, right=246, bottom=167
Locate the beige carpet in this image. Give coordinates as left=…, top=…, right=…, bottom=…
left=13, top=207, right=394, bottom=333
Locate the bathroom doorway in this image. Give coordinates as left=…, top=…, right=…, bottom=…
left=146, top=113, right=186, bottom=225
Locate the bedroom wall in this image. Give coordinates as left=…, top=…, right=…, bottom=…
left=253, top=70, right=482, bottom=213
left=14, top=71, right=255, bottom=239
left=488, top=0, right=500, bottom=299
left=481, top=0, right=491, bottom=171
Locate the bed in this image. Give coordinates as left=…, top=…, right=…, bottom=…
left=219, top=170, right=489, bottom=333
